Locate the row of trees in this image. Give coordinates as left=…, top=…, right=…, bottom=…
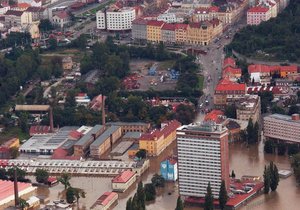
left=291, top=153, right=300, bottom=184
left=263, top=162, right=279, bottom=194
left=228, top=0, right=300, bottom=62
left=203, top=180, right=228, bottom=210
left=264, top=140, right=300, bottom=156
left=240, top=118, right=259, bottom=144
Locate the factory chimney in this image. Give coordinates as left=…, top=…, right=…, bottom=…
left=14, top=168, right=19, bottom=207
left=49, top=106, right=54, bottom=132
left=102, top=95, right=106, bottom=126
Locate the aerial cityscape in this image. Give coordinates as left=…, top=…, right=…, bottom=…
left=0, top=0, right=300, bottom=209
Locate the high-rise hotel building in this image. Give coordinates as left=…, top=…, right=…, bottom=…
left=177, top=122, right=229, bottom=198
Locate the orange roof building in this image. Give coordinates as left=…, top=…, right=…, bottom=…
left=139, top=120, right=181, bottom=156
left=223, top=57, right=236, bottom=69
left=91, top=192, right=118, bottom=210
left=112, top=170, right=137, bottom=192
left=204, top=110, right=226, bottom=123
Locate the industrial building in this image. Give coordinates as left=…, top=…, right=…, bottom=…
left=19, top=126, right=79, bottom=155
left=264, top=113, right=300, bottom=144
left=111, top=170, right=137, bottom=192
left=106, top=122, right=150, bottom=134
left=90, top=126, right=122, bottom=159
left=73, top=125, right=106, bottom=157
left=177, top=121, right=229, bottom=198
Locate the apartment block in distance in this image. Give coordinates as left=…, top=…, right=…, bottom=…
left=177, top=121, right=229, bottom=198
left=139, top=120, right=181, bottom=156
left=264, top=114, right=300, bottom=144
left=247, top=6, right=271, bottom=25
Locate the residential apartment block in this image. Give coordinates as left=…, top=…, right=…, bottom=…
left=247, top=6, right=271, bottom=25
left=177, top=122, right=229, bottom=198
left=133, top=19, right=222, bottom=45
left=139, top=120, right=181, bottom=156
left=4, top=10, right=32, bottom=28
left=236, top=95, right=261, bottom=123
left=264, top=114, right=300, bottom=144
left=96, top=7, right=136, bottom=31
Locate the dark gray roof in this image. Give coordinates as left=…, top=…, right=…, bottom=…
left=123, top=132, right=141, bottom=139
left=90, top=126, right=121, bottom=147
left=74, top=125, right=103, bottom=146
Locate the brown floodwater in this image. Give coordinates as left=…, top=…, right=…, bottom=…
left=35, top=141, right=300, bottom=210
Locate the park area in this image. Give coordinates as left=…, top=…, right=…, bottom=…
left=125, top=59, right=178, bottom=91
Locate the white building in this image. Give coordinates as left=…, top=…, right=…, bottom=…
left=0, top=5, right=10, bottom=15
left=157, top=13, right=177, bottom=23
left=264, top=114, right=300, bottom=144
left=111, top=170, right=137, bottom=192
left=177, top=122, right=229, bottom=198
left=96, top=7, right=136, bottom=31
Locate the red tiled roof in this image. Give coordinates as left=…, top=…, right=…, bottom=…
left=248, top=64, right=297, bottom=74
left=112, top=170, right=136, bottom=183
left=77, top=93, right=87, bottom=97
left=215, top=78, right=246, bottom=92
left=279, top=65, right=298, bottom=72
left=54, top=10, right=69, bottom=19
left=147, top=20, right=164, bottom=27
left=69, top=130, right=83, bottom=139
left=209, top=6, right=219, bottom=12
left=248, top=6, right=269, bottom=13
left=204, top=110, right=225, bottom=123
left=209, top=18, right=220, bottom=27
left=223, top=66, right=242, bottom=75
left=47, top=177, right=57, bottom=183
left=5, top=10, right=24, bottom=16
left=26, top=6, right=45, bottom=12
left=96, top=192, right=118, bottom=206
left=29, top=125, right=51, bottom=136
left=175, top=23, right=188, bottom=30
left=0, top=180, right=33, bottom=201
left=161, top=23, right=176, bottom=31
left=132, top=18, right=148, bottom=25
left=223, top=57, right=236, bottom=68
left=0, top=146, right=10, bottom=153
left=16, top=3, right=30, bottom=8
left=194, top=7, right=209, bottom=14
left=140, top=120, right=181, bottom=141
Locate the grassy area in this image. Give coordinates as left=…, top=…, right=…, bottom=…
left=90, top=0, right=116, bottom=14
left=198, top=75, right=204, bottom=91
left=158, top=60, right=176, bottom=71
left=0, top=127, right=29, bottom=144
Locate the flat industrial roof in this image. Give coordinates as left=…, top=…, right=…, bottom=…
left=107, top=122, right=150, bottom=126
left=20, top=127, right=78, bottom=151
left=265, top=114, right=300, bottom=124
left=123, top=132, right=141, bottom=139
left=74, top=125, right=103, bottom=146
left=90, top=126, right=121, bottom=147
left=111, top=141, right=134, bottom=156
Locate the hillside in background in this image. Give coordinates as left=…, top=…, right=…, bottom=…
left=227, top=0, right=300, bottom=62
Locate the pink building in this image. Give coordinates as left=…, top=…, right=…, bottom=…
left=247, top=6, right=271, bottom=25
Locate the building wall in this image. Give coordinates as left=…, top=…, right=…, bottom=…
left=160, top=160, right=177, bottom=181
left=106, top=9, right=135, bottom=31
left=147, top=25, right=162, bottom=42
left=247, top=10, right=271, bottom=25
left=112, top=174, right=136, bottom=192
left=161, top=29, right=175, bottom=43
left=237, top=97, right=261, bottom=123
left=175, top=28, right=187, bottom=44
left=186, top=25, right=212, bottom=46
left=96, top=11, right=106, bottom=29
left=132, top=23, right=147, bottom=40
left=177, top=127, right=229, bottom=197
left=264, top=115, right=300, bottom=143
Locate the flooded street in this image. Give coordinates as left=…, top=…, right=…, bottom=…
left=35, top=141, right=300, bottom=210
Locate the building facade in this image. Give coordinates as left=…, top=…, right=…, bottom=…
left=264, top=114, right=300, bottom=144
left=160, top=157, right=178, bottom=181
left=111, top=170, right=137, bottom=192
left=161, top=23, right=176, bottom=43
left=177, top=122, right=229, bottom=198
left=146, top=20, right=165, bottom=43
left=139, top=120, right=181, bottom=156
left=247, top=6, right=271, bottom=25
left=236, top=95, right=261, bottom=123
left=132, top=18, right=148, bottom=40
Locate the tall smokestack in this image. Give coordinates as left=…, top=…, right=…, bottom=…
left=102, top=95, right=106, bottom=126
left=49, top=107, right=54, bottom=132
left=14, top=168, right=19, bottom=207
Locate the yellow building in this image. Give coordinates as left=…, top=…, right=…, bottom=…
left=146, top=20, right=164, bottom=43
left=175, top=24, right=188, bottom=44
left=186, top=19, right=222, bottom=46
left=139, top=120, right=181, bottom=156
left=62, top=56, right=73, bottom=71
left=3, top=138, right=20, bottom=149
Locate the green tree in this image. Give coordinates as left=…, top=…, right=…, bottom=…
left=288, top=105, right=299, bottom=115
left=7, top=167, right=26, bottom=181
left=126, top=197, right=132, bottom=210
left=291, top=153, right=300, bottom=184
left=224, top=104, right=237, bottom=119
left=288, top=144, right=300, bottom=155
left=137, top=181, right=145, bottom=210
left=73, top=188, right=86, bottom=206
left=58, top=173, right=71, bottom=189
left=19, top=112, right=29, bottom=133
left=271, top=105, right=285, bottom=114
left=264, top=140, right=274, bottom=154
left=48, top=38, right=57, bottom=50
left=204, top=182, right=214, bottom=210
left=263, top=165, right=270, bottom=194
left=277, top=142, right=286, bottom=155
left=136, top=149, right=147, bottom=159
left=9, top=147, right=19, bottom=159
left=144, top=183, right=156, bottom=201
left=175, top=196, right=184, bottom=210
left=0, top=168, right=7, bottom=180
left=175, top=104, right=195, bottom=125
left=269, top=162, right=279, bottom=191
left=65, top=90, right=77, bottom=108
left=218, top=180, right=228, bottom=210
left=231, top=170, right=236, bottom=178
left=66, top=187, right=76, bottom=204
left=34, top=168, right=49, bottom=183
left=19, top=198, right=29, bottom=210
left=151, top=174, right=165, bottom=187
left=39, top=19, right=53, bottom=31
